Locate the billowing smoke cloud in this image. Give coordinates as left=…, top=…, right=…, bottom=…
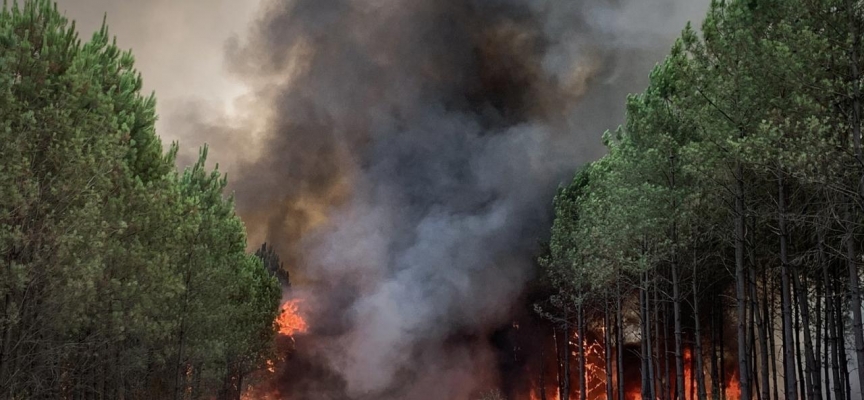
left=58, top=0, right=707, bottom=398
left=214, top=1, right=706, bottom=399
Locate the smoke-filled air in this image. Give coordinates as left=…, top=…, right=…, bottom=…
left=9, top=0, right=864, bottom=399
left=192, top=1, right=703, bottom=398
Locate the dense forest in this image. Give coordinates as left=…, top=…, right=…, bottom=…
left=4, top=0, right=864, bottom=399
left=0, top=1, right=281, bottom=399
left=537, top=0, right=864, bottom=399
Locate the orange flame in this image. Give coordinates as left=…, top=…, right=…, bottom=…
left=276, top=299, right=308, bottom=337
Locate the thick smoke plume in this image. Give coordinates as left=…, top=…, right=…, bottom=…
left=216, top=1, right=705, bottom=399
left=60, top=0, right=706, bottom=398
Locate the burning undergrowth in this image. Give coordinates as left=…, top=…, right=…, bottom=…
left=177, top=0, right=707, bottom=398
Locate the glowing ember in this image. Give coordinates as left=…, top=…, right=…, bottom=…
left=276, top=299, right=308, bottom=337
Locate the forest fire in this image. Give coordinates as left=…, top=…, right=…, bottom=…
left=516, top=324, right=742, bottom=400
left=276, top=299, right=308, bottom=337
left=243, top=295, right=745, bottom=400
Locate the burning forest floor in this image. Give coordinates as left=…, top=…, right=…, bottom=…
left=239, top=294, right=742, bottom=400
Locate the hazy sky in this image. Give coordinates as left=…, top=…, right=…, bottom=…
left=55, top=0, right=262, bottom=147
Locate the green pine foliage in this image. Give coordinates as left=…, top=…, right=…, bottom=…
left=0, top=1, right=281, bottom=398
left=540, top=0, right=864, bottom=399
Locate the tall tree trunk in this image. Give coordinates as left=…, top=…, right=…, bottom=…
left=844, top=0, right=864, bottom=392
left=605, top=294, right=614, bottom=400
left=793, top=278, right=806, bottom=400
left=642, top=276, right=651, bottom=400
left=748, top=259, right=759, bottom=400
left=820, top=231, right=838, bottom=400
left=838, top=297, right=852, bottom=400
left=643, top=271, right=656, bottom=400
left=815, top=266, right=825, bottom=400
left=578, top=303, right=586, bottom=400
left=793, top=269, right=821, bottom=400
left=768, top=275, right=779, bottom=400
left=735, top=160, right=751, bottom=400
left=711, top=305, right=721, bottom=400
left=720, top=306, right=727, bottom=400
left=693, top=258, right=708, bottom=400
left=778, top=172, right=798, bottom=400
left=540, top=346, right=548, bottom=400
left=617, top=274, right=625, bottom=400
left=828, top=270, right=844, bottom=400
left=563, top=305, right=571, bottom=400
left=654, top=280, right=664, bottom=400
left=757, top=267, right=770, bottom=400
left=673, top=245, right=685, bottom=400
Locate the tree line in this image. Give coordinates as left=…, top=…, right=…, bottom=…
left=0, top=1, right=281, bottom=399
left=539, top=0, right=864, bottom=400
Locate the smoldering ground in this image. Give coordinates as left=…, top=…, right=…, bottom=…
left=59, top=0, right=706, bottom=399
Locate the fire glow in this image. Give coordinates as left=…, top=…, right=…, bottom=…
left=527, top=331, right=741, bottom=400
left=276, top=299, right=308, bottom=337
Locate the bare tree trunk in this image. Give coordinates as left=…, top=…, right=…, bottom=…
left=720, top=307, right=727, bottom=400
left=643, top=272, right=656, bottom=400
left=748, top=260, right=759, bottom=400
left=673, top=245, right=685, bottom=400
left=820, top=231, right=837, bottom=400
left=837, top=289, right=852, bottom=400
left=844, top=0, right=864, bottom=391
left=693, top=258, right=708, bottom=400
left=540, top=346, right=548, bottom=400
left=642, top=277, right=650, bottom=399
left=605, top=293, right=614, bottom=400
left=663, top=302, right=672, bottom=400
left=828, top=270, right=844, bottom=400
left=815, top=265, right=825, bottom=400
left=793, top=278, right=806, bottom=400
left=563, top=305, right=571, bottom=400
left=758, top=267, right=771, bottom=400
left=617, top=274, right=625, bottom=400
left=711, top=305, right=721, bottom=400
left=735, top=160, right=752, bottom=400
left=779, top=172, right=798, bottom=400
left=655, top=281, right=665, bottom=400
left=793, top=269, right=821, bottom=400
left=578, top=303, right=586, bottom=400
left=769, top=275, right=779, bottom=400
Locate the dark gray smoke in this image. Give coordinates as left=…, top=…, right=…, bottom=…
left=59, top=0, right=708, bottom=398
left=214, top=0, right=706, bottom=399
